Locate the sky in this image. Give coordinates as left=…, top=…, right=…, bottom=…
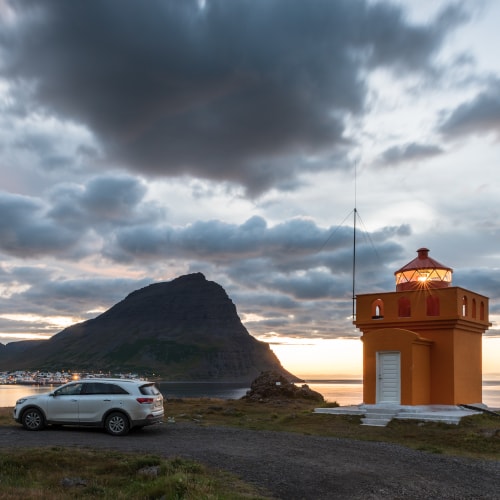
left=0, top=0, right=499, bottom=378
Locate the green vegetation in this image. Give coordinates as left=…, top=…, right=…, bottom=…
left=110, top=339, right=206, bottom=364
left=0, top=447, right=271, bottom=499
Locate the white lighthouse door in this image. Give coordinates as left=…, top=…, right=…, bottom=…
left=377, top=352, right=401, bottom=404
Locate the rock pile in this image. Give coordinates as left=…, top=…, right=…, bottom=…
left=243, top=370, right=324, bottom=402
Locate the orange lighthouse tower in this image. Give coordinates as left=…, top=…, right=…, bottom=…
left=354, top=248, right=490, bottom=406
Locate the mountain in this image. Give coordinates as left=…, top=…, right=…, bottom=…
left=0, top=273, right=297, bottom=382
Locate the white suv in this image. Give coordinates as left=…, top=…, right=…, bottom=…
left=13, top=378, right=164, bottom=436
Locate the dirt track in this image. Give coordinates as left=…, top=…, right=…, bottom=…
left=0, top=422, right=499, bottom=499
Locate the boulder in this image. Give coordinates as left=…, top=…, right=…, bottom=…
left=243, top=370, right=324, bottom=402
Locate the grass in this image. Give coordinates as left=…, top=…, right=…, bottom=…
left=0, top=398, right=498, bottom=498
left=0, top=447, right=272, bottom=499
left=161, top=397, right=500, bottom=460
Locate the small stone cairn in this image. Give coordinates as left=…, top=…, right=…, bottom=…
left=243, top=370, right=324, bottom=402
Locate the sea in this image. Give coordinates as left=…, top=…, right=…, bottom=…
left=1, top=379, right=499, bottom=409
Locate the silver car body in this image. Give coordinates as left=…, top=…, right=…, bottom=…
left=13, top=378, right=164, bottom=435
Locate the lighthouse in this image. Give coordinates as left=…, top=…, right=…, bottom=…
left=354, top=248, right=490, bottom=406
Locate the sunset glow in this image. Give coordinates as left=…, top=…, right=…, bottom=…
left=0, top=314, right=80, bottom=330
left=267, top=336, right=500, bottom=379
left=265, top=337, right=363, bottom=378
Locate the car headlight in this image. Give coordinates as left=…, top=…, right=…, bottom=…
left=15, top=398, right=28, bottom=405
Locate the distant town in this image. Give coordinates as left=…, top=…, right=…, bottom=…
left=0, top=370, right=143, bottom=385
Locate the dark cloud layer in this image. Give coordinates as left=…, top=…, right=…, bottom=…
left=1, top=0, right=464, bottom=195
left=0, top=175, right=155, bottom=258
left=0, top=192, right=80, bottom=257
left=48, top=175, right=153, bottom=228
left=1, top=1, right=499, bottom=350
left=0, top=172, right=407, bottom=273
left=378, top=142, right=444, bottom=167
left=439, top=80, right=500, bottom=139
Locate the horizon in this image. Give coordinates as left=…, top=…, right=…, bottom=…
left=2, top=332, right=499, bottom=380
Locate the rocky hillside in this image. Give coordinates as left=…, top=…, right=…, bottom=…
left=0, top=273, right=297, bottom=382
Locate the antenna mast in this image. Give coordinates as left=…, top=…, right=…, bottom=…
left=352, top=164, right=357, bottom=319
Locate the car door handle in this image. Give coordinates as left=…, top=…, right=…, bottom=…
left=103, top=399, right=111, bottom=402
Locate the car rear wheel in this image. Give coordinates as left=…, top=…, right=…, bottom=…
left=22, top=408, right=45, bottom=431
left=104, top=412, right=130, bottom=436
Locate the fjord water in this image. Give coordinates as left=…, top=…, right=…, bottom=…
left=1, top=379, right=499, bottom=408
left=0, top=380, right=361, bottom=407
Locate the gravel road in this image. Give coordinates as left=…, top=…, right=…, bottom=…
left=0, top=422, right=498, bottom=499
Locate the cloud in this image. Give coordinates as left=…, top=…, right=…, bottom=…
left=0, top=263, right=151, bottom=320
left=0, top=191, right=81, bottom=257
left=377, top=142, right=444, bottom=167
left=0, top=174, right=164, bottom=259
left=0, top=0, right=464, bottom=195
left=106, top=215, right=408, bottom=324
left=438, top=80, right=500, bottom=139
left=49, top=174, right=153, bottom=227
left=455, top=268, right=500, bottom=303
left=20, top=276, right=152, bottom=315
left=2, top=175, right=407, bottom=267
left=360, top=2, right=467, bottom=71
left=106, top=214, right=409, bottom=270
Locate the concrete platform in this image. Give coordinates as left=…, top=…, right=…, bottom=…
left=314, top=403, right=491, bottom=426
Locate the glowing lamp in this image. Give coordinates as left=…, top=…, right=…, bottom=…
left=394, top=248, right=452, bottom=292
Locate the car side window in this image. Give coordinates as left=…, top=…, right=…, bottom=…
left=109, top=384, right=129, bottom=395
left=81, top=382, right=129, bottom=395
left=55, top=383, right=84, bottom=396
left=82, top=383, right=106, bottom=395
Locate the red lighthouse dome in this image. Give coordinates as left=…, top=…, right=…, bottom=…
left=394, top=248, right=452, bottom=291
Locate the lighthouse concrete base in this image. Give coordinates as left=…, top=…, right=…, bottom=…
left=314, top=403, right=492, bottom=427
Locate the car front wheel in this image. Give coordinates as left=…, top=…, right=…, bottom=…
left=22, top=408, right=45, bottom=431
left=104, top=412, right=130, bottom=436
